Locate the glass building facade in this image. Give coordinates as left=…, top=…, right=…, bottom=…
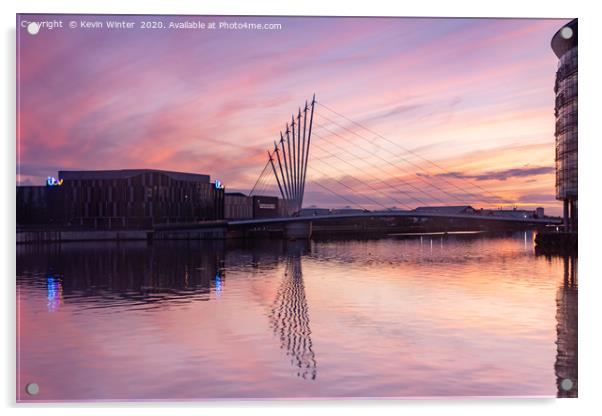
left=551, top=19, right=578, bottom=230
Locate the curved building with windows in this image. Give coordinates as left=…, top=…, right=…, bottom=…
left=551, top=19, right=578, bottom=230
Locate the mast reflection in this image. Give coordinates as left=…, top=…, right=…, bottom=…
left=268, top=244, right=317, bottom=380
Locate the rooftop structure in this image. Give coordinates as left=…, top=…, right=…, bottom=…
left=59, top=169, right=210, bottom=183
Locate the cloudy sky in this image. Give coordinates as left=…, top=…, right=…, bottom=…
left=17, top=15, right=570, bottom=214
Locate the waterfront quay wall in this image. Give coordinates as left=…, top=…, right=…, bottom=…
left=17, top=229, right=150, bottom=244
left=535, top=231, right=577, bottom=255
left=18, top=216, right=547, bottom=244
left=17, top=221, right=228, bottom=244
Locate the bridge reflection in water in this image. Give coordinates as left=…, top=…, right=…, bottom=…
left=17, top=236, right=578, bottom=398
left=268, top=244, right=317, bottom=380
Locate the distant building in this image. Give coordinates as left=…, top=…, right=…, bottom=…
left=299, top=207, right=331, bottom=217
left=16, top=185, right=65, bottom=226
left=252, top=195, right=279, bottom=219
left=331, top=207, right=365, bottom=215
left=17, top=169, right=224, bottom=229
left=414, top=206, right=476, bottom=215
left=414, top=205, right=546, bottom=220
left=480, top=208, right=539, bottom=220
left=551, top=19, right=578, bottom=230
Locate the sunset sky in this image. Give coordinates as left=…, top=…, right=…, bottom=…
left=17, top=15, right=571, bottom=214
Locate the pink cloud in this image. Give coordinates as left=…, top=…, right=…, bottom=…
left=17, top=15, right=570, bottom=215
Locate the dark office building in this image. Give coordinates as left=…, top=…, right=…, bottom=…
left=224, top=192, right=253, bottom=220
left=17, top=169, right=224, bottom=229
left=224, top=193, right=290, bottom=220
left=552, top=19, right=578, bottom=230
left=252, top=195, right=279, bottom=219
left=16, top=185, right=66, bottom=226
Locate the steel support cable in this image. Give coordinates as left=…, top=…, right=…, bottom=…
left=284, top=126, right=296, bottom=204
left=279, top=132, right=294, bottom=203
left=290, top=116, right=299, bottom=208
left=311, top=131, right=439, bottom=206
left=268, top=151, right=287, bottom=200
left=316, top=101, right=500, bottom=202
left=306, top=176, right=369, bottom=211
left=311, top=126, right=453, bottom=206
left=249, top=159, right=271, bottom=196
left=314, top=119, right=473, bottom=206
left=274, top=140, right=293, bottom=201
left=312, top=129, right=461, bottom=206
left=259, top=155, right=279, bottom=196
left=308, top=164, right=390, bottom=210
left=310, top=140, right=415, bottom=209
left=299, top=104, right=309, bottom=211
left=316, top=101, right=504, bottom=204
left=253, top=169, right=271, bottom=196
left=309, top=146, right=457, bottom=194
left=259, top=163, right=275, bottom=194
left=309, top=143, right=414, bottom=210
left=254, top=160, right=271, bottom=195
left=257, top=169, right=275, bottom=196
left=300, top=96, right=316, bottom=212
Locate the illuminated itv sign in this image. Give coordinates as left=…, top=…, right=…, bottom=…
left=46, top=176, right=63, bottom=186
left=214, top=179, right=224, bottom=190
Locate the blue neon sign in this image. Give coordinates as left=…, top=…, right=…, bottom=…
left=46, top=176, right=63, bottom=186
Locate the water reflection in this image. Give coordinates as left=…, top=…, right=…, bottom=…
left=268, top=243, right=317, bottom=380
left=46, top=275, right=63, bottom=312
left=555, top=255, right=578, bottom=398
left=214, top=273, right=223, bottom=297
left=17, top=240, right=320, bottom=384
left=16, top=234, right=578, bottom=400
left=17, top=242, right=226, bottom=310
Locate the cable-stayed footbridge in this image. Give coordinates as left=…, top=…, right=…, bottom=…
left=237, top=95, right=560, bottom=234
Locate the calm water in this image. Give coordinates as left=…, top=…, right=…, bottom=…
left=16, top=232, right=577, bottom=401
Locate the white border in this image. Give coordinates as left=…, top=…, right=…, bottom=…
left=2, top=1, right=601, bottom=415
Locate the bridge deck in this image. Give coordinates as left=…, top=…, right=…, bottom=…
left=229, top=211, right=562, bottom=226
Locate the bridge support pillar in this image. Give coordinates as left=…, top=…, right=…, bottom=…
left=285, top=221, right=312, bottom=241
